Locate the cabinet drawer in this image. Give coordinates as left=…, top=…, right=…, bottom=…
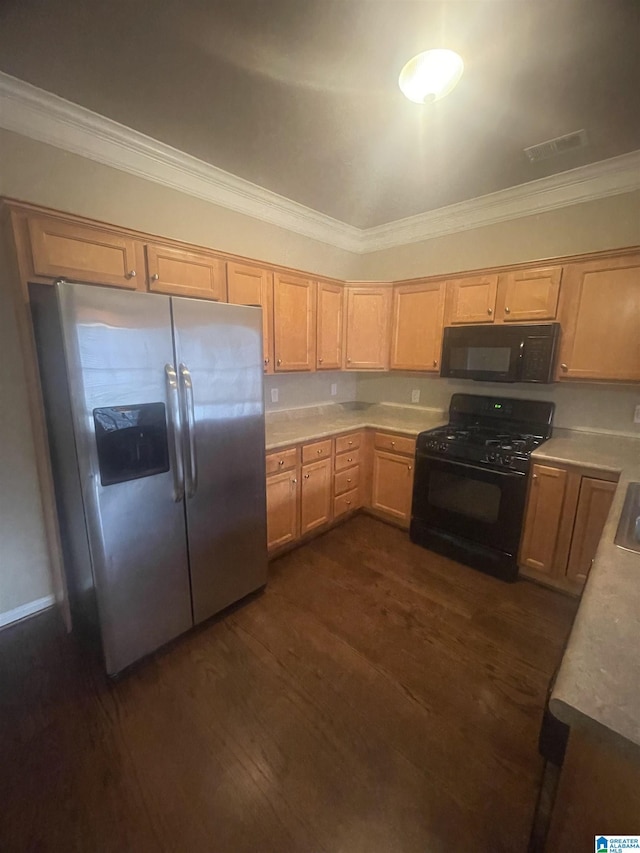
left=374, top=432, right=416, bottom=456
left=334, top=488, right=360, bottom=518
left=302, top=439, right=332, bottom=464
left=334, top=466, right=360, bottom=496
left=335, top=432, right=362, bottom=455
left=335, top=447, right=361, bottom=472
left=266, top=447, right=299, bottom=475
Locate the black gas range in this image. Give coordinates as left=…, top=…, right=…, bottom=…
left=410, top=394, right=554, bottom=581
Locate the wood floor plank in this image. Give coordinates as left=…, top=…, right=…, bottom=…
left=0, top=516, right=578, bottom=853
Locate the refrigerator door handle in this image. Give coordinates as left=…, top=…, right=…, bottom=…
left=164, top=363, right=185, bottom=502
left=179, top=363, right=198, bottom=498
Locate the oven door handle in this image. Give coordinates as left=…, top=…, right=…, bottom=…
left=415, top=451, right=526, bottom=479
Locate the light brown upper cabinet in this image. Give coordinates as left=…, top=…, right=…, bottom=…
left=273, top=273, right=316, bottom=371
left=557, top=253, right=640, bottom=382
left=344, top=284, right=392, bottom=370
left=226, top=261, right=273, bottom=373
left=316, top=281, right=343, bottom=370
left=446, top=274, right=499, bottom=324
left=495, top=265, right=562, bottom=322
left=146, top=243, right=226, bottom=300
left=27, top=215, right=144, bottom=289
left=390, top=280, right=446, bottom=371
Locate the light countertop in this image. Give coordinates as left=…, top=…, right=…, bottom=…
left=265, top=404, right=640, bottom=752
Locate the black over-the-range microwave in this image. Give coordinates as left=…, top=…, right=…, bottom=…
left=439, top=322, right=561, bottom=383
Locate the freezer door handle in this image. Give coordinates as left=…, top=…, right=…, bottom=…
left=179, top=363, right=198, bottom=499
left=164, top=363, right=185, bottom=503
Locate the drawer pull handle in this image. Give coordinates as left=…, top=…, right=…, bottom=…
left=347, top=457, right=352, bottom=462
left=347, top=478, right=352, bottom=483
left=278, top=459, right=284, bottom=466
left=348, top=440, right=353, bottom=445
left=304, top=473, right=310, bottom=480
left=317, top=449, right=323, bottom=454
left=391, top=441, right=396, bottom=447
left=346, top=500, right=351, bottom=506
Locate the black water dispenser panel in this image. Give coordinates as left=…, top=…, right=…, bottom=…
left=93, top=403, right=170, bottom=486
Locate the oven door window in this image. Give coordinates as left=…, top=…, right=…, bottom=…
left=428, top=470, right=501, bottom=524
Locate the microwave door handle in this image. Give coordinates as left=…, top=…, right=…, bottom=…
left=179, top=363, right=198, bottom=499
left=164, top=363, right=185, bottom=502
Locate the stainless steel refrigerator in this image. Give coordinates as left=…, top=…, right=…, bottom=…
left=30, top=281, right=267, bottom=675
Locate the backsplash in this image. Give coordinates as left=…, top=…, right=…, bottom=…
left=264, top=371, right=357, bottom=411
left=355, top=373, right=640, bottom=436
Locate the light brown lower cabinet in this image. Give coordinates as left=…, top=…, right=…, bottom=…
left=369, top=432, right=416, bottom=528
left=300, top=458, right=333, bottom=534
left=519, top=462, right=618, bottom=592
left=266, top=468, right=299, bottom=551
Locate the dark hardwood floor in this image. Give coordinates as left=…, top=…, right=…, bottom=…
left=0, top=516, right=578, bottom=853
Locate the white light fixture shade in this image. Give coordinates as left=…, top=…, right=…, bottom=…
left=399, top=49, right=464, bottom=104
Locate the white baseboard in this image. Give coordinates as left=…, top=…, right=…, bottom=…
left=0, top=594, right=56, bottom=629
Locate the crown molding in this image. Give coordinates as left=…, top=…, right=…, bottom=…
left=360, top=149, right=640, bottom=252
left=1, top=71, right=639, bottom=256
left=0, top=72, right=362, bottom=253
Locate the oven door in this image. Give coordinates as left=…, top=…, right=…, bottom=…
left=411, top=452, right=527, bottom=557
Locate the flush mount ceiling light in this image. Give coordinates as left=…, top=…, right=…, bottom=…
left=398, top=49, right=464, bottom=104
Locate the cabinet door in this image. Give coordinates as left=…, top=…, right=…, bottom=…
left=344, top=285, right=392, bottom=369
left=316, top=281, right=343, bottom=369
left=566, top=478, right=617, bottom=586
left=447, top=274, right=499, bottom=324
left=519, top=464, right=567, bottom=574
left=28, top=215, right=144, bottom=289
left=497, top=265, right=562, bottom=322
left=371, top=450, right=414, bottom=525
left=266, top=470, right=299, bottom=550
left=390, top=281, right=446, bottom=371
left=273, top=273, right=316, bottom=371
left=300, top=458, right=332, bottom=534
left=557, top=253, right=640, bottom=381
left=147, top=243, right=226, bottom=300
left=227, top=262, right=273, bottom=372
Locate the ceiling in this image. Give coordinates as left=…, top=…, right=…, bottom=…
left=0, top=0, right=638, bottom=229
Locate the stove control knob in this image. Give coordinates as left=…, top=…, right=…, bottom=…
left=439, top=442, right=448, bottom=452
left=488, top=452, right=496, bottom=462
left=503, top=454, right=512, bottom=465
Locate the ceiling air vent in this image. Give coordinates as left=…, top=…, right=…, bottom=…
left=524, top=129, right=588, bottom=163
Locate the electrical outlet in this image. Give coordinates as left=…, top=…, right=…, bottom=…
left=330, top=383, right=338, bottom=397
left=270, top=388, right=279, bottom=403
left=411, top=389, right=420, bottom=404
left=634, top=404, right=640, bottom=424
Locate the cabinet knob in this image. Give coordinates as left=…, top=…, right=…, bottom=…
left=317, top=449, right=323, bottom=455
left=347, top=457, right=353, bottom=462
left=346, top=500, right=352, bottom=506
left=278, top=459, right=284, bottom=466
left=304, top=473, right=310, bottom=480
left=127, top=269, right=137, bottom=278
left=504, top=306, right=510, bottom=314
left=291, top=478, right=297, bottom=484
left=277, top=358, right=282, bottom=366
left=487, top=307, right=493, bottom=315
left=433, top=359, right=438, bottom=367
left=150, top=273, right=158, bottom=281
left=264, top=357, right=270, bottom=365
left=347, top=478, right=352, bottom=483
left=408, top=465, right=412, bottom=471
left=347, top=357, right=352, bottom=363
left=348, top=440, right=353, bottom=445
left=318, top=357, right=323, bottom=364
left=391, top=441, right=396, bottom=447
left=532, top=473, right=538, bottom=480
left=561, top=363, right=568, bottom=372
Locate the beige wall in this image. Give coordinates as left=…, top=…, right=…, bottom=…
left=265, top=371, right=356, bottom=411
left=0, top=129, right=361, bottom=280
left=360, top=190, right=640, bottom=281
left=356, top=374, right=640, bottom=437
